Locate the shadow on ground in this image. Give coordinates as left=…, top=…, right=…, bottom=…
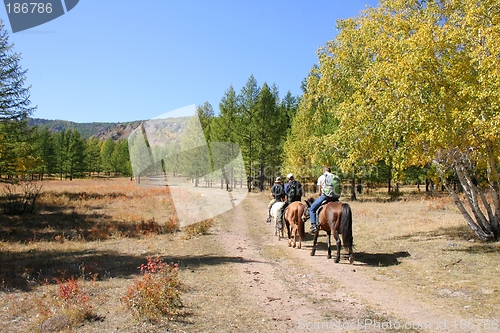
left=0, top=249, right=260, bottom=291
left=353, top=251, right=411, bottom=267
left=443, top=244, right=500, bottom=254
left=392, top=225, right=475, bottom=242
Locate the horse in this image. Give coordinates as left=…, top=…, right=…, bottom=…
left=283, top=198, right=314, bottom=249
left=310, top=201, right=354, bottom=264
left=269, top=201, right=286, bottom=239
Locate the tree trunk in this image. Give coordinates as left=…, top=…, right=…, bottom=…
left=351, top=177, right=357, bottom=201
left=434, top=156, right=498, bottom=241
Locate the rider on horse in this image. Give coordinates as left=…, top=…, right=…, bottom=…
left=266, top=177, right=285, bottom=222
left=277, top=173, right=303, bottom=227
left=309, top=167, right=341, bottom=234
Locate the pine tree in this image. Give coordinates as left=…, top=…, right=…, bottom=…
left=0, top=20, right=36, bottom=176
left=54, top=129, right=70, bottom=180
left=100, top=137, right=115, bottom=175
left=85, top=137, right=102, bottom=177
left=196, top=102, right=214, bottom=143
left=66, top=130, right=86, bottom=180
left=113, top=140, right=132, bottom=176
left=34, top=127, right=57, bottom=179
left=237, top=75, right=261, bottom=181
left=255, top=82, right=280, bottom=190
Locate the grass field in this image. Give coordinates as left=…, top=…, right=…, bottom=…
left=0, top=178, right=499, bottom=332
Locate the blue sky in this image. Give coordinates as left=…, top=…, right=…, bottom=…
left=0, top=1, right=379, bottom=123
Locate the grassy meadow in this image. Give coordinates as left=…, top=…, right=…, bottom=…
left=0, top=178, right=499, bottom=332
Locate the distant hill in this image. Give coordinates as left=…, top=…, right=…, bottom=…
left=28, top=118, right=143, bottom=140
left=28, top=117, right=191, bottom=145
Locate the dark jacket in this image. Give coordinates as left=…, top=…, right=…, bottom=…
left=284, top=180, right=302, bottom=203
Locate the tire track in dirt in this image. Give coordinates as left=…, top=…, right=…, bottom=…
left=216, top=194, right=488, bottom=332
left=216, top=194, right=378, bottom=332
left=217, top=193, right=481, bottom=333
left=217, top=194, right=322, bottom=332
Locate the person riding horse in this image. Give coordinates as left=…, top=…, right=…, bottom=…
left=309, top=167, right=341, bottom=234
left=277, top=173, right=303, bottom=228
left=266, top=177, right=285, bottom=223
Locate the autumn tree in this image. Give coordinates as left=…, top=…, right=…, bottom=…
left=304, top=0, right=500, bottom=239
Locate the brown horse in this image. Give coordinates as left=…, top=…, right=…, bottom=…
left=284, top=198, right=314, bottom=249
left=310, top=201, right=354, bottom=263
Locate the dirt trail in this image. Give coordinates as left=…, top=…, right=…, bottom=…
left=215, top=193, right=477, bottom=332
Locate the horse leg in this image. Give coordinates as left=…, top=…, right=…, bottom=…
left=310, top=231, right=318, bottom=256
left=348, top=244, right=354, bottom=264
left=334, top=230, right=341, bottom=263
left=293, top=226, right=298, bottom=248
left=296, top=225, right=301, bottom=249
left=326, top=231, right=332, bottom=259
left=285, top=220, right=292, bottom=247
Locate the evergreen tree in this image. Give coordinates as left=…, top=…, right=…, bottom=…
left=100, top=137, right=115, bottom=175
left=54, top=129, right=70, bottom=180
left=85, top=137, right=102, bottom=177
left=255, top=82, right=280, bottom=189
left=34, top=127, right=57, bottom=179
left=0, top=20, right=36, bottom=176
left=113, top=140, right=132, bottom=176
left=211, top=85, right=241, bottom=189
left=66, top=130, right=86, bottom=180
left=237, top=75, right=261, bottom=180
left=196, top=101, right=214, bottom=143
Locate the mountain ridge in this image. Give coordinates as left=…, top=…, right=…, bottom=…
left=28, top=118, right=143, bottom=141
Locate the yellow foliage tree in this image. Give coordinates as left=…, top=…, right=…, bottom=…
left=293, top=0, right=500, bottom=239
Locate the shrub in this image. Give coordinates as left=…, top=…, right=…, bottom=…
left=182, top=219, right=213, bottom=240
left=1, top=179, right=42, bottom=214
left=122, top=257, right=182, bottom=322
left=54, top=276, right=96, bottom=323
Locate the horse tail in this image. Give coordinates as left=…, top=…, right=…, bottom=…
left=340, top=203, right=353, bottom=250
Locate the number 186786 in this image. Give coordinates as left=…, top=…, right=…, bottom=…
left=6, top=2, right=53, bottom=14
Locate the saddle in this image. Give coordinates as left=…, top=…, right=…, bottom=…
left=316, top=197, right=339, bottom=220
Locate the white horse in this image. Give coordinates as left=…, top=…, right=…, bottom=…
left=270, top=201, right=286, bottom=240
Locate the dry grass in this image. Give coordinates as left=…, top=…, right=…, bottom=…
left=0, top=178, right=271, bottom=332
left=348, top=193, right=500, bottom=320
left=0, top=178, right=180, bottom=291
left=0, top=179, right=499, bottom=332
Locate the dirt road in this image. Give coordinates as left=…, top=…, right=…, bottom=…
left=210, top=192, right=477, bottom=333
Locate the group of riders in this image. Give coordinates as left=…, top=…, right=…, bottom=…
left=266, top=167, right=341, bottom=234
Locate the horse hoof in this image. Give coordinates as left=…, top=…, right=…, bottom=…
left=298, top=245, right=301, bottom=249
left=310, top=251, right=315, bottom=256
left=327, top=255, right=332, bottom=260
left=349, top=256, right=354, bottom=264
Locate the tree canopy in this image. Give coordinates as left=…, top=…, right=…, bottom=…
left=285, top=0, right=500, bottom=239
